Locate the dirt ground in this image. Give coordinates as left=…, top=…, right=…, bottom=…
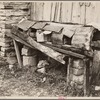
left=0, top=56, right=68, bottom=97
left=0, top=56, right=99, bottom=97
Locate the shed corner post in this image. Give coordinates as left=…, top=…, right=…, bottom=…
left=83, top=58, right=90, bottom=97
left=66, top=57, right=72, bottom=89
left=13, top=39, right=23, bottom=69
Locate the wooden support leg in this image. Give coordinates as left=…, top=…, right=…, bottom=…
left=67, top=57, right=72, bottom=87
left=83, top=58, right=90, bottom=96
left=13, top=39, right=22, bottom=68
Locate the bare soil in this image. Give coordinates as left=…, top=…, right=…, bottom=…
left=0, top=56, right=98, bottom=97
left=0, top=56, right=68, bottom=97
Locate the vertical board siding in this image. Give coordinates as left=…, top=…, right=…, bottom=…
left=31, top=2, right=100, bottom=25
left=93, top=3, right=100, bottom=23
left=50, top=2, right=56, bottom=21
left=43, top=2, right=52, bottom=21
left=80, top=2, right=86, bottom=24
left=36, top=2, right=44, bottom=21
left=85, top=2, right=95, bottom=24
left=71, top=2, right=81, bottom=24
left=60, top=2, right=73, bottom=23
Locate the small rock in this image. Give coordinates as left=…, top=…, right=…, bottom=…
left=95, top=86, right=100, bottom=91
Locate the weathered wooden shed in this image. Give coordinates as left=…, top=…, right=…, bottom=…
left=1, top=1, right=100, bottom=97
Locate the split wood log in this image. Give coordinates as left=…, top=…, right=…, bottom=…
left=42, top=43, right=86, bottom=59
left=7, top=32, right=65, bottom=64
left=13, top=40, right=22, bottom=68
left=7, top=32, right=33, bottom=49
left=43, top=43, right=93, bottom=57
left=26, top=37, right=65, bottom=64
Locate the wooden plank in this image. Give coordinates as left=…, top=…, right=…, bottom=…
left=93, top=2, right=100, bottom=23
left=30, top=2, right=35, bottom=20
left=67, top=57, right=72, bottom=87
left=0, top=9, right=28, bottom=17
left=60, top=2, right=74, bottom=23
left=80, top=2, right=86, bottom=24
left=8, top=32, right=65, bottom=64
left=42, top=42, right=93, bottom=57
left=53, top=2, right=58, bottom=22
left=17, top=20, right=36, bottom=31
left=13, top=39, right=22, bottom=68
left=68, top=2, right=73, bottom=22
left=60, top=2, right=68, bottom=22
left=32, top=22, right=47, bottom=30
left=27, top=36, right=65, bottom=64
left=7, top=32, right=33, bottom=49
left=36, top=2, right=44, bottom=21
left=33, top=2, right=44, bottom=21
left=42, top=43, right=86, bottom=59
left=43, top=24, right=63, bottom=33
left=83, top=58, right=90, bottom=96
left=43, top=2, right=52, bottom=21
left=50, top=2, right=56, bottom=21
left=0, top=2, right=5, bottom=8
left=71, top=2, right=81, bottom=24
left=85, top=2, right=95, bottom=24
left=5, top=4, right=29, bottom=10
left=56, top=2, right=62, bottom=22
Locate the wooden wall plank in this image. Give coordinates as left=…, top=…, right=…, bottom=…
left=36, top=2, right=44, bottom=21
left=71, top=2, right=81, bottom=24
left=93, top=2, right=100, bottom=23
left=30, top=2, right=35, bottom=20
left=60, top=2, right=68, bottom=22
left=80, top=2, right=86, bottom=24
left=85, top=2, right=95, bottom=24
left=50, top=2, right=56, bottom=21
left=30, top=2, right=100, bottom=24
left=55, top=2, right=62, bottom=22
left=43, top=2, right=52, bottom=21
left=67, top=2, right=73, bottom=23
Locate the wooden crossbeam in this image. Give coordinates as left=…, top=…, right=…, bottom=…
left=42, top=43, right=86, bottom=59
left=26, top=37, right=65, bottom=64
left=7, top=33, right=65, bottom=64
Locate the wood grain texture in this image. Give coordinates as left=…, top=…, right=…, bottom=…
left=30, top=2, right=100, bottom=24
left=43, top=2, right=52, bottom=21
left=13, top=40, right=22, bottom=68
left=71, top=2, right=81, bottom=24
left=27, top=36, right=65, bottom=64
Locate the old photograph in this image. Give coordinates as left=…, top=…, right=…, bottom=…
left=0, top=1, right=100, bottom=98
